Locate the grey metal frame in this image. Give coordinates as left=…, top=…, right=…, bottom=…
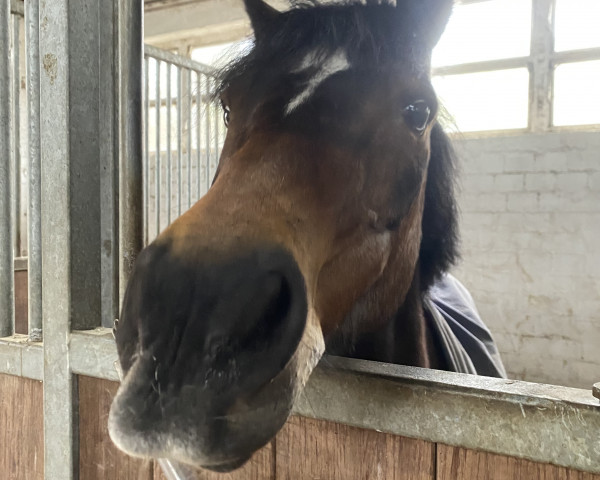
left=433, top=0, right=600, bottom=135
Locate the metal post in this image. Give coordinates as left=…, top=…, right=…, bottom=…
left=25, top=0, right=42, bottom=341
left=0, top=0, right=14, bottom=338
left=118, top=0, right=144, bottom=303
left=144, top=56, right=150, bottom=245
left=166, top=63, right=172, bottom=225
left=177, top=66, right=182, bottom=216
left=12, top=14, right=21, bottom=257
left=155, top=60, right=161, bottom=237
left=529, top=0, right=555, bottom=132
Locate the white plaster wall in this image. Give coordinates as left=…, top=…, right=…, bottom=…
left=451, top=131, right=600, bottom=389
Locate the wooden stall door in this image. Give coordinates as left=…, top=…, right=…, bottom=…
left=0, top=373, right=43, bottom=480
left=437, top=445, right=600, bottom=480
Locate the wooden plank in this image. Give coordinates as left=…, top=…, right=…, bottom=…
left=275, top=415, right=435, bottom=480
left=14, top=269, right=27, bottom=335
left=153, top=442, right=275, bottom=480
left=78, top=375, right=154, bottom=480
left=0, top=373, right=43, bottom=479
left=437, top=444, right=600, bottom=480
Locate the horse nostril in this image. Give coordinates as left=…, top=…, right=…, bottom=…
left=239, top=272, right=292, bottom=352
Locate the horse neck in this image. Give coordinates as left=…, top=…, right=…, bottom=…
left=328, top=272, right=447, bottom=370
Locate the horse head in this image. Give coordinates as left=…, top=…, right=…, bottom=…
left=109, top=0, right=457, bottom=472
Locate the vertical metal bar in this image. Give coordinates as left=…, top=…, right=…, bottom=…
left=144, top=56, right=149, bottom=246
left=529, top=0, right=555, bottom=132
left=177, top=66, right=182, bottom=216
left=12, top=15, right=21, bottom=257
left=187, top=68, right=192, bottom=208
left=155, top=60, right=161, bottom=238
left=196, top=72, right=201, bottom=200
left=205, top=74, right=212, bottom=193
left=25, top=0, right=42, bottom=340
left=118, top=0, right=144, bottom=305
left=166, top=63, right=172, bottom=225
left=0, top=0, right=14, bottom=337
left=99, top=0, right=119, bottom=328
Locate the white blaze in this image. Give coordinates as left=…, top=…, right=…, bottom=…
left=285, top=50, right=350, bottom=115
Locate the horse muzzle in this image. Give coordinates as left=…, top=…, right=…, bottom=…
left=108, top=241, right=324, bottom=471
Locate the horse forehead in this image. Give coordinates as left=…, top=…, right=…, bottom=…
left=285, top=49, right=351, bottom=115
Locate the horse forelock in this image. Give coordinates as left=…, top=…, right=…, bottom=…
left=216, top=1, right=439, bottom=99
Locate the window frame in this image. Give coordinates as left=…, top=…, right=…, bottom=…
left=432, top=0, right=600, bottom=136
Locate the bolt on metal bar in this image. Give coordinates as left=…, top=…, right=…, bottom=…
left=0, top=0, right=15, bottom=338
left=166, top=62, right=172, bottom=225
left=25, top=0, right=42, bottom=341
left=12, top=14, right=21, bottom=257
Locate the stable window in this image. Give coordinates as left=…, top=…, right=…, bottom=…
left=432, top=0, right=600, bottom=133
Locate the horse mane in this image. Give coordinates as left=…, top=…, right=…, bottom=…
left=419, top=122, right=460, bottom=292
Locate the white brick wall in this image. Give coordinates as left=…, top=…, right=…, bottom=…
left=451, top=131, right=600, bottom=389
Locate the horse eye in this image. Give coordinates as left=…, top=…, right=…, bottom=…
left=403, top=100, right=431, bottom=133
left=221, top=101, right=231, bottom=127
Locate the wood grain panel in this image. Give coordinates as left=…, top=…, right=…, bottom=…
left=275, top=415, right=435, bottom=480
left=437, top=444, right=600, bottom=480
left=0, top=373, right=43, bottom=480
left=153, top=442, right=275, bottom=480
left=14, top=270, right=27, bottom=335
left=78, top=375, right=154, bottom=480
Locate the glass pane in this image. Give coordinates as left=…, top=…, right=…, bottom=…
left=432, top=68, right=529, bottom=132
left=432, top=0, right=531, bottom=68
left=555, top=0, right=600, bottom=52
left=553, top=60, right=600, bottom=126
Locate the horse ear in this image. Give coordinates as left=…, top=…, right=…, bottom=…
left=400, top=0, right=454, bottom=49
left=244, top=0, right=279, bottom=40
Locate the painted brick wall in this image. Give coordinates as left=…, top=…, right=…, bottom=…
left=451, top=131, right=600, bottom=389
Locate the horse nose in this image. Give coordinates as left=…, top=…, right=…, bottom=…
left=116, top=242, right=309, bottom=395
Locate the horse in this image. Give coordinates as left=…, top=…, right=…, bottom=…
left=109, top=0, right=503, bottom=473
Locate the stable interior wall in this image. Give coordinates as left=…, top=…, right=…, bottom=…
left=452, top=131, right=600, bottom=389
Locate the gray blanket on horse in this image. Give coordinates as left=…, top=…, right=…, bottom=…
left=425, top=274, right=507, bottom=378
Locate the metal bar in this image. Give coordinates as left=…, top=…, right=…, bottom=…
left=166, top=62, right=172, bottom=225
left=432, top=56, right=530, bottom=77
left=187, top=68, right=192, bottom=209
left=552, top=47, right=600, bottom=64
left=529, top=0, right=555, bottom=132
left=144, top=44, right=215, bottom=75
left=39, top=0, right=77, bottom=475
left=196, top=72, right=201, bottom=200
left=0, top=0, right=14, bottom=338
left=118, top=0, right=144, bottom=302
left=25, top=0, right=42, bottom=341
left=144, top=56, right=150, bottom=245
left=155, top=59, right=161, bottom=237
left=12, top=15, right=21, bottom=257
left=99, top=0, right=119, bottom=329
left=177, top=66, right=182, bottom=216
left=0, top=336, right=43, bottom=379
